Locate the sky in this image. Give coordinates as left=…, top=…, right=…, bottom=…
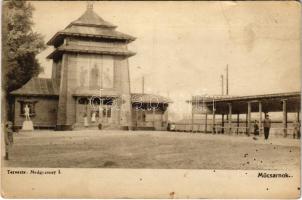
left=30, top=1, right=300, bottom=118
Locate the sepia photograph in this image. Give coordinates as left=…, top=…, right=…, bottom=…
left=1, top=0, right=301, bottom=198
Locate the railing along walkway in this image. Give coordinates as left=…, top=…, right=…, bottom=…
left=171, top=123, right=299, bottom=138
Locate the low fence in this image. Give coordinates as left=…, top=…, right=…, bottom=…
left=171, top=123, right=299, bottom=138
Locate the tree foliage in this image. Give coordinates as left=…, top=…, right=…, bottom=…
left=2, top=0, right=46, bottom=92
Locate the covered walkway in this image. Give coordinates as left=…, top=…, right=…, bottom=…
left=185, top=91, right=300, bottom=137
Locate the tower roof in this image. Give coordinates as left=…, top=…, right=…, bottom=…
left=47, top=4, right=135, bottom=46
left=68, top=4, right=116, bottom=28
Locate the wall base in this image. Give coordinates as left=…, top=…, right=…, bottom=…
left=55, top=125, right=73, bottom=131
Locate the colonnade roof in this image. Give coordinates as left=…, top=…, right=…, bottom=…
left=191, top=91, right=300, bottom=114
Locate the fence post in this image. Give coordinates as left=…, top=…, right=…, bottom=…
left=205, top=113, right=208, bottom=133
left=247, top=102, right=251, bottom=136
left=228, top=103, right=232, bottom=134
left=282, top=100, right=287, bottom=137
left=259, top=101, right=262, bottom=135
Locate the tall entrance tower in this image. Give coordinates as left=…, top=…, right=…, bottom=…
left=47, top=4, right=136, bottom=130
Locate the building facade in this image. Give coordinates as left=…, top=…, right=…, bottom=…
left=10, top=5, right=170, bottom=131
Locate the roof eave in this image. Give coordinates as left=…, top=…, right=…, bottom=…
left=191, top=91, right=301, bottom=104
left=47, top=32, right=136, bottom=46
left=46, top=48, right=136, bottom=59
left=10, top=93, right=59, bottom=97
left=131, top=101, right=172, bottom=104
left=46, top=31, right=64, bottom=46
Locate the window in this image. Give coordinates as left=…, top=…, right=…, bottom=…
left=89, top=64, right=100, bottom=89
left=18, top=101, right=37, bottom=117
left=78, top=97, right=89, bottom=104
left=101, top=56, right=114, bottom=88
left=102, top=107, right=111, bottom=118
left=80, top=68, right=88, bottom=87
left=76, top=55, right=114, bottom=89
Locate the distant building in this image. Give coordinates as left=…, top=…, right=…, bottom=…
left=10, top=5, right=170, bottom=131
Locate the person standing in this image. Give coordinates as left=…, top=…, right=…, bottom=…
left=252, top=120, right=259, bottom=140
left=293, top=120, right=300, bottom=139
left=253, top=120, right=259, bottom=136
left=263, top=114, right=271, bottom=140
left=4, top=121, right=14, bottom=160
left=83, top=113, right=88, bottom=128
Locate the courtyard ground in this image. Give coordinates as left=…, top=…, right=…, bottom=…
left=3, top=130, right=300, bottom=169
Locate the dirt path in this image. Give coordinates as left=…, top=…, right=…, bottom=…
left=4, top=130, right=300, bottom=169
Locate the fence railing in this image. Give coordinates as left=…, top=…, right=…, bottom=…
left=171, top=123, right=299, bottom=138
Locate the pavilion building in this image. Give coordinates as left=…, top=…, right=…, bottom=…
left=178, top=92, right=300, bottom=137
left=10, top=4, right=170, bottom=131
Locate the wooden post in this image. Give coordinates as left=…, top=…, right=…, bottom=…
left=245, top=113, right=248, bottom=134
left=191, top=102, right=194, bottom=132
left=228, top=103, right=232, bottom=134
left=282, top=100, right=287, bottom=137
left=212, top=99, right=216, bottom=134
left=222, top=114, right=224, bottom=134
left=105, top=106, right=108, bottom=123
left=221, top=75, right=224, bottom=95
left=298, top=111, right=300, bottom=122
left=161, top=109, right=164, bottom=129
left=247, top=102, right=251, bottom=136
left=164, top=107, right=169, bottom=130
left=212, top=111, right=216, bottom=134
left=86, top=97, right=88, bottom=113
left=87, top=97, right=91, bottom=123
left=226, top=65, right=229, bottom=95
left=259, top=101, right=262, bottom=135
left=165, top=109, right=169, bottom=122
left=141, top=109, right=144, bottom=126
left=98, top=101, right=101, bottom=124
left=152, top=107, right=155, bottom=128
left=236, top=113, right=239, bottom=134
left=116, top=98, right=120, bottom=125
left=75, top=97, right=78, bottom=124
left=205, top=113, right=208, bottom=133
left=135, top=107, right=138, bottom=128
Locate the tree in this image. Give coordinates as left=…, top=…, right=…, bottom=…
left=3, top=0, right=46, bottom=92
left=2, top=0, right=46, bottom=121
